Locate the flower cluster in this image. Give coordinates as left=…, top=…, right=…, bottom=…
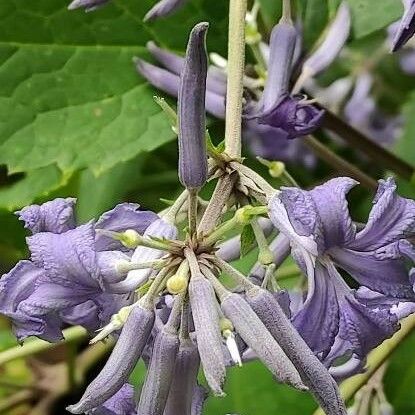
left=1, top=2, right=415, bottom=415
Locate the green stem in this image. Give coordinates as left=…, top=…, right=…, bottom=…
left=250, top=218, right=273, bottom=265
left=0, top=326, right=87, bottom=366
left=313, top=314, right=415, bottom=415
left=188, top=188, right=198, bottom=236
left=305, top=136, right=377, bottom=191
left=224, top=0, right=247, bottom=158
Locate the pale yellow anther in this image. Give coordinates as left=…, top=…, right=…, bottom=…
left=220, top=318, right=234, bottom=333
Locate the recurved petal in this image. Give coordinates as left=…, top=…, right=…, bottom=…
left=144, top=0, right=186, bottom=22
left=68, top=305, right=154, bottom=414
left=191, top=384, right=209, bottom=415
left=164, top=339, right=200, bottom=415
left=293, top=262, right=340, bottom=358
left=221, top=292, right=306, bottom=390
left=16, top=198, right=76, bottom=234
left=95, top=203, right=158, bottom=251
left=331, top=247, right=415, bottom=299
left=247, top=288, right=347, bottom=415
left=137, top=329, right=179, bottom=415
left=27, top=222, right=100, bottom=288
left=350, top=177, right=415, bottom=251
left=189, top=276, right=226, bottom=396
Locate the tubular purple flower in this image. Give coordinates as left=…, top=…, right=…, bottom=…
left=260, top=22, right=297, bottom=112
left=189, top=274, right=226, bottom=396
left=108, top=218, right=177, bottom=293
left=91, top=383, right=137, bottom=415
left=246, top=288, right=347, bottom=415
left=67, top=305, right=155, bottom=414
left=136, top=328, right=179, bottom=415
left=301, top=2, right=351, bottom=77
left=163, top=339, right=200, bottom=415
left=144, top=0, right=187, bottom=22
left=68, top=0, right=110, bottom=11
left=220, top=292, right=306, bottom=390
left=178, top=22, right=209, bottom=189
left=392, top=0, right=415, bottom=51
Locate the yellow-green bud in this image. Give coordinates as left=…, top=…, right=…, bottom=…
left=166, top=274, right=188, bottom=294
left=219, top=318, right=234, bottom=333
left=120, top=229, right=141, bottom=249
left=268, top=161, right=285, bottom=178
left=258, top=249, right=274, bottom=266
left=235, top=206, right=253, bottom=226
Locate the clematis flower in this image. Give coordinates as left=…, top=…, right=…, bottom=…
left=268, top=177, right=415, bottom=361
left=391, top=0, right=415, bottom=52
left=0, top=199, right=158, bottom=342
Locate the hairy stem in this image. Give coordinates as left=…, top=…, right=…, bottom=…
left=188, top=188, right=198, bottom=236
left=224, top=0, right=247, bottom=158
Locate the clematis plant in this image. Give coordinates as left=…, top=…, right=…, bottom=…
left=1, top=1, right=415, bottom=415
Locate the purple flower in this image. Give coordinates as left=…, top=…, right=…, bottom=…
left=144, top=0, right=187, bottom=22
left=268, top=177, right=415, bottom=361
left=88, top=383, right=137, bottom=415
left=0, top=199, right=158, bottom=342
left=245, top=22, right=324, bottom=139
left=391, top=0, right=415, bottom=52
left=68, top=0, right=110, bottom=12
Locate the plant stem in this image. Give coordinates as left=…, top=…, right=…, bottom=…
left=0, top=389, right=34, bottom=413
left=313, top=314, right=415, bottom=415
left=0, top=326, right=87, bottom=366
left=224, top=0, right=247, bottom=158
left=188, top=188, right=198, bottom=236
left=305, top=136, right=378, bottom=190
left=321, top=108, right=415, bottom=181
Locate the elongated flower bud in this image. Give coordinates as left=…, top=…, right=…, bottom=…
left=67, top=305, right=155, bottom=414
left=189, top=275, right=226, bottom=396
left=108, top=219, right=177, bottom=293
left=391, top=0, right=415, bottom=51
left=137, top=328, right=179, bottom=415
left=220, top=292, right=306, bottom=390
left=260, top=22, right=297, bottom=112
left=164, top=339, right=200, bottom=415
left=246, top=288, right=347, bottom=415
left=301, top=2, right=350, bottom=77
left=68, top=0, right=109, bottom=11
left=178, top=22, right=209, bottom=189
left=144, top=0, right=186, bottom=22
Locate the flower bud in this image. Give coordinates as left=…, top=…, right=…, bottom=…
left=220, top=292, right=306, bottom=390
left=144, top=0, right=186, bottom=22
left=189, top=275, right=226, bottom=396
left=246, top=288, right=347, bottom=415
left=137, top=328, right=180, bottom=415
left=178, top=22, right=209, bottom=189
left=67, top=305, right=155, bottom=414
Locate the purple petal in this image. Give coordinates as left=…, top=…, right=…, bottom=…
left=301, top=2, right=350, bottom=76
left=331, top=247, right=415, bottom=299
left=392, top=0, right=415, bottom=51
left=350, top=178, right=415, bottom=251
left=293, top=262, right=340, bottom=357
left=280, top=177, right=357, bottom=251
left=16, top=198, right=76, bottom=234
left=95, top=203, right=158, bottom=251
left=256, top=94, right=325, bottom=139
left=27, top=222, right=101, bottom=288
left=90, top=383, right=137, bottom=415
left=144, top=0, right=186, bottom=22
left=61, top=301, right=102, bottom=332
left=0, top=261, right=63, bottom=342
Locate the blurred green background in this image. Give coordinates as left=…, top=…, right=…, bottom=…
left=1, top=0, right=415, bottom=413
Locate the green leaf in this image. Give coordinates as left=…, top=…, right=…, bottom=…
left=301, top=0, right=329, bottom=50
left=0, top=0, right=227, bottom=201
left=346, top=0, right=403, bottom=39
left=395, top=91, right=415, bottom=166
left=240, top=224, right=256, bottom=258
left=0, top=165, right=66, bottom=210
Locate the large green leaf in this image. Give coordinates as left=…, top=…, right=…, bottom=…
left=346, top=0, right=403, bottom=39
left=0, top=0, right=227, bottom=202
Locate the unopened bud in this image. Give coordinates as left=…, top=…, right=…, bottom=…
left=166, top=274, right=188, bottom=294
left=120, top=229, right=141, bottom=249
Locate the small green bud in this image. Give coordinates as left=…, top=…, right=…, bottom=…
left=219, top=318, right=234, bottom=333
left=235, top=206, right=253, bottom=226
left=268, top=161, right=286, bottom=178
left=120, top=229, right=141, bottom=249
left=166, top=274, right=188, bottom=294
left=258, top=249, right=274, bottom=266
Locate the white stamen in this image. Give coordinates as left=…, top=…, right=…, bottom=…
left=224, top=330, right=242, bottom=367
